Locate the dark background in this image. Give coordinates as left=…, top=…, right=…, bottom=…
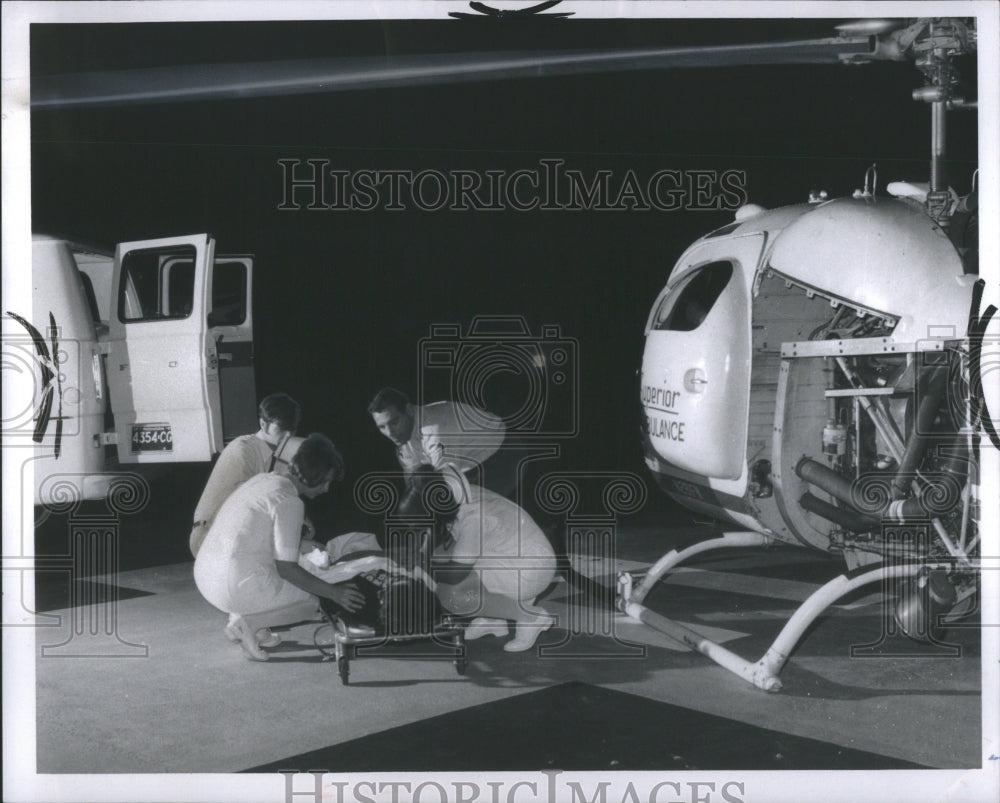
left=28, top=18, right=979, bottom=541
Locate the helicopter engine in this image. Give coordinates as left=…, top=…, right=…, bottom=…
left=783, top=302, right=980, bottom=636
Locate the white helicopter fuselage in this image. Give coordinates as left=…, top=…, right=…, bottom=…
left=640, top=195, right=978, bottom=560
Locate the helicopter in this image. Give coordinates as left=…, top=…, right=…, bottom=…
left=625, top=17, right=991, bottom=690
left=18, top=10, right=996, bottom=692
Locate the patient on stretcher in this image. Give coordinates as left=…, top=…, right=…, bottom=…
left=299, top=531, right=437, bottom=636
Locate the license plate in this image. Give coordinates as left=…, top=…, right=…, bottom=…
left=131, top=423, right=173, bottom=452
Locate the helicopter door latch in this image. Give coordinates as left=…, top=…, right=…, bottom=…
left=684, top=368, right=708, bottom=393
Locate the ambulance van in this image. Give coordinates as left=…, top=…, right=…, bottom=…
left=6, top=234, right=257, bottom=505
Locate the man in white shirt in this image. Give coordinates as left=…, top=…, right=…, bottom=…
left=367, top=387, right=506, bottom=485
left=189, top=392, right=301, bottom=557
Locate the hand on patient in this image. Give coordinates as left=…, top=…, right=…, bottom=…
left=326, top=581, right=365, bottom=612
left=422, top=428, right=446, bottom=469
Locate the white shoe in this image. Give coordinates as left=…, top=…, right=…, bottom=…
left=503, top=613, right=555, bottom=653
left=255, top=628, right=282, bottom=648
left=223, top=615, right=269, bottom=661
left=464, top=617, right=508, bottom=640
left=224, top=613, right=242, bottom=643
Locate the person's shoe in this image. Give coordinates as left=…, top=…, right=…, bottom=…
left=464, top=617, right=509, bottom=640
left=255, top=628, right=282, bottom=648
left=503, top=613, right=555, bottom=653
left=224, top=615, right=269, bottom=661
left=224, top=612, right=242, bottom=641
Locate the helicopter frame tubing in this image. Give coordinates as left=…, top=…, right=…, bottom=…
left=617, top=557, right=924, bottom=692
left=624, top=530, right=771, bottom=606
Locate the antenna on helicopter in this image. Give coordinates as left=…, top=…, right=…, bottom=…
left=835, top=18, right=977, bottom=226
left=852, top=164, right=878, bottom=199
left=907, top=19, right=977, bottom=225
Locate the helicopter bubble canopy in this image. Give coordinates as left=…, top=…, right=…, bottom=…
left=766, top=197, right=974, bottom=343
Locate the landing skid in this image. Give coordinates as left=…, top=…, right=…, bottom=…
left=616, top=531, right=922, bottom=692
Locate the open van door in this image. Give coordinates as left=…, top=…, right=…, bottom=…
left=106, top=234, right=223, bottom=463
left=210, top=254, right=258, bottom=442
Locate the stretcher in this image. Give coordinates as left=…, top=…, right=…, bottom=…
left=302, top=533, right=468, bottom=685
left=314, top=613, right=467, bottom=685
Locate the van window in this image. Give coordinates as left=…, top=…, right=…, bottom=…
left=78, top=272, right=102, bottom=324
left=208, top=261, right=248, bottom=327
left=117, top=246, right=196, bottom=322
left=652, top=260, right=733, bottom=332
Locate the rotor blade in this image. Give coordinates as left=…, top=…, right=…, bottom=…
left=835, top=19, right=909, bottom=36
left=32, top=37, right=875, bottom=109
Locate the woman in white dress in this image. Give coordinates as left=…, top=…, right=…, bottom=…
left=401, top=466, right=557, bottom=652
left=193, top=433, right=364, bottom=660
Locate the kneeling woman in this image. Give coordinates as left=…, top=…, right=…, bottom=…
left=194, top=433, right=365, bottom=660
left=402, top=467, right=557, bottom=652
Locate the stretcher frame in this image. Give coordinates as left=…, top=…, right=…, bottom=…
left=314, top=614, right=467, bottom=685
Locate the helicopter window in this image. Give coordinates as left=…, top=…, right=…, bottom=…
left=652, top=260, right=733, bottom=331
left=118, top=246, right=197, bottom=322
left=704, top=221, right=742, bottom=239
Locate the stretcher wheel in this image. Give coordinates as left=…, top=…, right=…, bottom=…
left=451, top=631, right=467, bottom=675
left=313, top=622, right=337, bottom=660
left=338, top=655, right=350, bottom=685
